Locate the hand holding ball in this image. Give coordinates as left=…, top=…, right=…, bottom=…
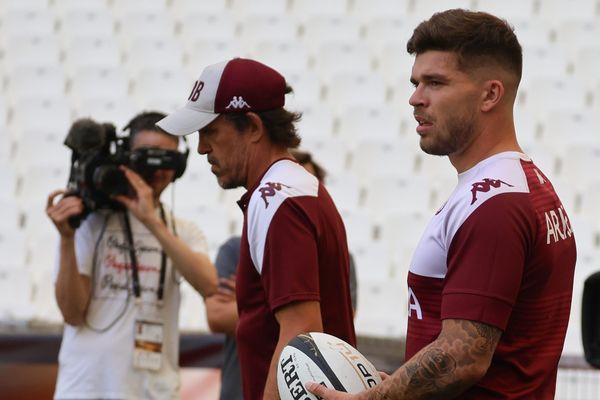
left=277, top=332, right=381, bottom=400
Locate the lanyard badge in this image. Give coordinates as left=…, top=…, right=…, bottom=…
left=133, top=319, right=164, bottom=371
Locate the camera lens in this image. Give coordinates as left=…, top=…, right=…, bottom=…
left=93, top=166, right=130, bottom=196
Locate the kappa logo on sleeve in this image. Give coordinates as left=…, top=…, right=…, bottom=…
left=259, top=182, right=291, bottom=208
left=470, top=178, right=514, bottom=205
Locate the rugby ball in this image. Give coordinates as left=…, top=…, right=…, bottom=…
left=277, top=332, right=381, bottom=400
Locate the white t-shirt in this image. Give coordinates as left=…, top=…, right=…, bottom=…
left=53, top=207, right=208, bottom=400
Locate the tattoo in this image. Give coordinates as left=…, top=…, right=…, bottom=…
left=370, top=320, right=501, bottom=400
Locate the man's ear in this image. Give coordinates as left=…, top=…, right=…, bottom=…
left=481, top=79, right=504, bottom=112
left=245, top=112, right=265, bottom=143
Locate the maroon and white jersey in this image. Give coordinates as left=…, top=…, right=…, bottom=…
left=407, top=152, right=576, bottom=399
left=235, top=159, right=356, bottom=400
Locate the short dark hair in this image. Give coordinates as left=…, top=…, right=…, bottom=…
left=290, top=149, right=327, bottom=182
left=124, top=111, right=178, bottom=148
left=222, top=85, right=302, bottom=148
left=407, top=9, right=522, bottom=83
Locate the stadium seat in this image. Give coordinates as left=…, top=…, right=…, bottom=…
left=294, top=105, right=335, bottom=139
left=237, top=14, right=298, bottom=49
left=115, top=10, right=176, bottom=48
left=311, top=42, right=373, bottom=83
left=374, top=37, right=418, bottom=85
left=325, top=173, right=363, bottom=214
left=176, top=12, right=236, bottom=42
left=475, top=0, right=537, bottom=19
left=409, top=0, right=474, bottom=19
left=74, top=97, right=137, bottom=130
left=354, top=279, right=407, bottom=338
left=130, top=68, right=190, bottom=111
left=510, top=19, right=554, bottom=47
left=289, top=0, right=348, bottom=20
left=300, top=137, right=350, bottom=176
left=184, top=39, right=244, bottom=76
left=179, top=280, right=210, bottom=332
left=0, top=227, right=27, bottom=268
left=537, top=0, right=599, bottom=21
left=68, top=66, right=130, bottom=105
left=56, top=8, right=115, bottom=41
left=10, top=97, right=72, bottom=137
left=62, top=36, right=122, bottom=75
left=363, top=174, right=432, bottom=218
left=229, top=0, right=286, bottom=20
left=250, top=40, right=310, bottom=78
left=0, top=266, right=34, bottom=321
left=300, top=15, right=362, bottom=54
left=336, top=105, right=402, bottom=143
left=109, top=0, right=168, bottom=19
left=325, top=73, right=387, bottom=114
left=522, top=45, right=571, bottom=81
left=0, top=9, right=54, bottom=37
left=1, top=33, right=61, bottom=71
left=123, top=37, right=185, bottom=76
left=283, top=71, right=323, bottom=111
left=339, top=208, right=375, bottom=248
left=12, top=132, right=69, bottom=173
left=350, top=0, right=410, bottom=22
left=572, top=46, right=600, bottom=87
left=521, top=78, right=587, bottom=117
left=5, top=65, right=67, bottom=106
left=168, top=0, right=227, bottom=19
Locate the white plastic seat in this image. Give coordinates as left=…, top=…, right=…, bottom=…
left=364, top=15, right=415, bottom=58
left=109, top=0, right=168, bottom=19
left=131, top=68, right=190, bottom=111
left=350, top=139, right=418, bottom=183
left=521, top=78, right=587, bottom=117
left=115, top=11, right=176, bottom=48
left=572, top=46, right=600, bottom=87
left=283, top=71, right=322, bottom=111
left=68, top=66, right=129, bottom=104
left=325, top=73, right=387, bottom=114
left=578, top=184, right=600, bottom=221
left=522, top=45, right=570, bottom=82
left=2, top=33, right=61, bottom=70
left=10, top=97, right=72, bottom=136
left=300, top=15, right=361, bottom=54
left=312, top=42, right=372, bottom=82
left=325, top=173, right=363, bottom=214
left=184, top=39, right=243, bottom=76
left=178, top=204, right=232, bottom=251
left=537, top=0, right=598, bottom=22
left=124, top=37, right=185, bottom=75
left=339, top=209, right=375, bottom=247
left=294, top=105, right=334, bottom=139
left=336, top=105, right=401, bottom=143
left=238, top=14, right=298, bottom=48
left=0, top=0, right=50, bottom=13
left=352, top=242, right=393, bottom=282
left=363, top=174, right=432, bottom=218
left=16, top=164, right=69, bottom=210
left=0, top=229, right=27, bottom=268
left=0, top=267, right=34, bottom=322
left=0, top=9, right=54, bottom=37
left=475, top=0, right=536, bottom=19
left=555, top=20, right=600, bottom=60
left=290, top=0, right=348, bottom=20
left=409, top=0, right=473, bottom=19
left=5, top=65, right=66, bottom=106
left=300, top=137, right=350, bottom=176
left=179, top=280, right=210, bottom=332
left=0, top=198, right=22, bottom=233
left=250, top=40, right=309, bottom=78
left=169, top=0, right=227, bottom=19
left=229, top=0, right=286, bottom=19
left=560, top=143, right=600, bottom=187
left=62, top=36, right=122, bottom=74
left=171, top=162, right=222, bottom=209
left=354, top=279, right=406, bottom=338
left=540, top=111, right=599, bottom=147
left=177, top=12, right=236, bottom=41
left=379, top=211, right=428, bottom=278
left=12, top=132, right=69, bottom=173
left=350, top=0, right=410, bottom=22
left=74, top=97, right=137, bottom=130
left=511, top=19, right=554, bottom=47
left=377, top=40, right=416, bottom=85
left=56, top=8, right=115, bottom=42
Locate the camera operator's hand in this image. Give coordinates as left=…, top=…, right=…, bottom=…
left=46, top=190, right=84, bottom=238
left=113, top=166, right=161, bottom=226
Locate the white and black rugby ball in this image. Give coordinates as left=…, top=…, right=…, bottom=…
left=277, top=332, right=381, bottom=400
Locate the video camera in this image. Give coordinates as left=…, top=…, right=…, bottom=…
left=64, top=118, right=186, bottom=227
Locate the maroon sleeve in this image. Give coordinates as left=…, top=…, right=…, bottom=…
left=441, top=193, right=536, bottom=330
left=261, top=198, right=321, bottom=312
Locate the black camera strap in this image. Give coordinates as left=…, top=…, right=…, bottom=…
left=122, top=206, right=168, bottom=304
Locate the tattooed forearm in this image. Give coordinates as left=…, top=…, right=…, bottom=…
left=368, top=319, right=502, bottom=400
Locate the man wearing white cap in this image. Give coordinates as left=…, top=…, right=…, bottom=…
left=157, top=58, right=356, bottom=400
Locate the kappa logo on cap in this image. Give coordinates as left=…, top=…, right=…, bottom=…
left=226, top=96, right=251, bottom=109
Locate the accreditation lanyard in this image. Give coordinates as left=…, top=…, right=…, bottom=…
left=121, top=205, right=168, bottom=304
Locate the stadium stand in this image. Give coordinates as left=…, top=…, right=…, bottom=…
left=0, top=0, right=599, bottom=398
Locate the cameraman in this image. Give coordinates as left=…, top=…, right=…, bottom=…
left=46, top=111, right=218, bottom=400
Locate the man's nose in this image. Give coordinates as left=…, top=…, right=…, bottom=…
left=197, top=134, right=209, bottom=155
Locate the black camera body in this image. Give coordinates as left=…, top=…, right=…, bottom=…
left=64, top=118, right=187, bottom=227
